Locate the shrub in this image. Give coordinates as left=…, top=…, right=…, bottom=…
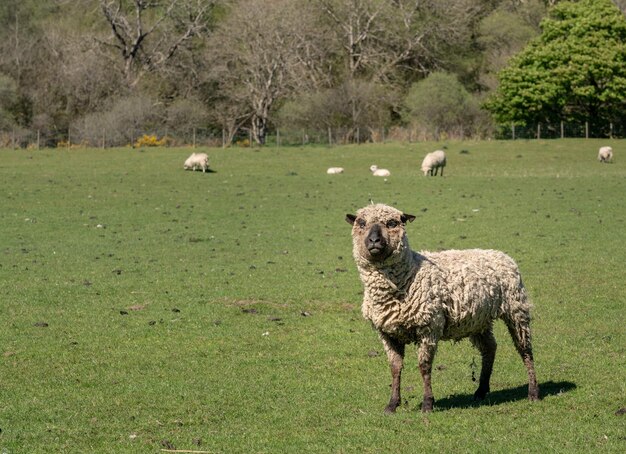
left=134, top=134, right=169, bottom=148
left=74, top=95, right=164, bottom=147
left=235, top=138, right=251, bottom=147
left=277, top=80, right=394, bottom=141
left=402, top=72, right=490, bottom=140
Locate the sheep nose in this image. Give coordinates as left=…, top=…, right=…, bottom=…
left=366, top=225, right=385, bottom=250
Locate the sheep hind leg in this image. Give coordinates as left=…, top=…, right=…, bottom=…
left=469, top=329, right=497, bottom=400
left=503, top=314, right=540, bottom=401
left=380, top=333, right=405, bottom=414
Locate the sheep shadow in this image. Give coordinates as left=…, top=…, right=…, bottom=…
left=186, top=168, right=217, bottom=174
left=432, top=380, right=576, bottom=411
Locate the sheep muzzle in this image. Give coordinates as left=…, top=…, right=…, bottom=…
left=365, top=224, right=389, bottom=258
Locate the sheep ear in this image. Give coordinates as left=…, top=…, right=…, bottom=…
left=346, top=214, right=356, bottom=225
left=401, top=213, right=416, bottom=224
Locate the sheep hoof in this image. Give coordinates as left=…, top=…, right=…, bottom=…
left=473, top=387, right=489, bottom=401
left=528, top=389, right=540, bottom=401
left=384, top=400, right=400, bottom=414
left=421, top=397, right=434, bottom=412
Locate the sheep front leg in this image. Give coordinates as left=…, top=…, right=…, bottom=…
left=379, top=332, right=405, bottom=414
left=418, top=335, right=438, bottom=412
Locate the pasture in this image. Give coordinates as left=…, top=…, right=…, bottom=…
left=0, top=140, right=624, bottom=453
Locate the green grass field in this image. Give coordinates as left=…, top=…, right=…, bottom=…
left=1, top=140, right=624, bottom=453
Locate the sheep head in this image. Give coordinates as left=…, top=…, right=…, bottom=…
left=346, top=204, right=415, bottom=266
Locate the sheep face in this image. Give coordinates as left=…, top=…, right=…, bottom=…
left=346, top=204, right=415, bottom=265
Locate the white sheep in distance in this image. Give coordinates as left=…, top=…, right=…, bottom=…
left=183, top=152, right=210, bottom=172
left=421, top=150, right=447, bottom=176
left=370, top=165, right=391, bottom=177
left=327, top=167, right=345, bottom=174
left=598, top=146, right=613, bottom=163
left=346, top=203, right=539, bottom=413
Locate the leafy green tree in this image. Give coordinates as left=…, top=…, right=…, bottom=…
left=485, top=0, right=626, bottom=135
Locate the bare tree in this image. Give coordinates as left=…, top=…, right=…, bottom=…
left=316, top=0, right=483, bottom=82
left=209, top=0, right=329, bottom=145
left=312, top=0, right=484, bottom=133
left=316, top=0, right=387, bottom=78
left=477, top=3, right=541, bottom=92
left=99, top=0, right=216, bottom=88
left=278, top=79, right=393, bottom=142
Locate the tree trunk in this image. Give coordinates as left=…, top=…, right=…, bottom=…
left=251, top=114, right=267, bottom=145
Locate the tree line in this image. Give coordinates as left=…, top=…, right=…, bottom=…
left=1, top=0, right=625, bottom=148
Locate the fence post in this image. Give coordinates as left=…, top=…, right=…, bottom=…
left=102, top=129, right=106, bottom=149
left=222, top=129, right=225, bottom=148
left=585, top=122, right=589, bottom=139
left=37, top=130, right=40, bottom=149
left=328, top=127, right=332, bottom=146
left=610, top=123, right=614, bottom=139
left=560, top=121, right=564, bottom=139
left=68, top=126, right=71, bottom=148
left=276, top=129, right=280, bottom=147
left=193, top=127, right=196, bottom=148
left=537, top=123, right=541, bottom=140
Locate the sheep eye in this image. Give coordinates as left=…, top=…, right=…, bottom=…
left=357, top=219, right=367, bottom=229
left=386, top=220, right=399, bottom=228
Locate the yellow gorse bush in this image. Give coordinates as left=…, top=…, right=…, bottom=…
left=134, top=134, right=169, bottom=147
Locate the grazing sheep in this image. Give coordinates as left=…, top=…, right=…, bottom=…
left=370, top=165, right=391, bottom=177
left=345, top=203, right=539, bottom=413
left=184, top=152, right=210, bottom=172
left=598, top=146, right=613, bottom=163
left=327, top=167, right=345, bottom=174
left=421, top=150, right=447, bottom=176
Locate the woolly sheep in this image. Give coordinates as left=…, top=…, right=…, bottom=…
left=183, top=152, right=210, bottom=172
left=345, top=203, right=539, bottom=413
left=327, top=167, right=345, bottom=174
left=421, top=150, right=446, bottom=176
left=598, top=146, right=613, bottom=163
left=370, top=165, right=391, bottom=177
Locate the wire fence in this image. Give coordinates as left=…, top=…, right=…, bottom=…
left=495, top=121, right=626, bottom=140
left=1, top=121, right=624, bottom=149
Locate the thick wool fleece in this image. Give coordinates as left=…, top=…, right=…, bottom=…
left=360, top=248, right=531, bottom=344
